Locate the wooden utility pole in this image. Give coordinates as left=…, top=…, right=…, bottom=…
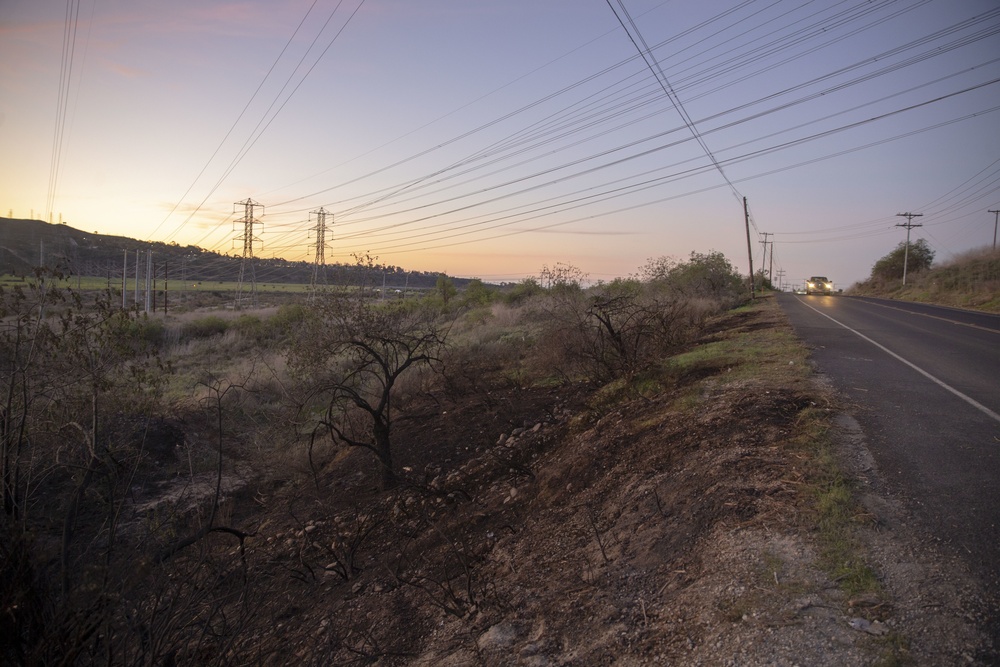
left=164, top=260, right=168, bottom=315
left=895, top=212, right=923, bottom=286
left=768, top=241, right=775, bottom=285
left=134, top=249, right=140, bottom=306
left=990, top=209, right=999, bottom=250
left=744, top=197, right=755, bottom=299
left=760, top=232, right=773, bottom=287
left=145, top=249, right=152, bottom=313
left=122, top=250, right=128, bottom=309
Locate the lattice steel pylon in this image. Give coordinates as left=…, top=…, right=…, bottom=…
left=309, top=206, right=332, bottom=296
left=234, top=198, right=263, bottom=309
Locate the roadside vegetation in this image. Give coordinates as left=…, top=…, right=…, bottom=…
left=1, top=251, right=907, bottom=665
left=850, top=242, right=1000, bottom=313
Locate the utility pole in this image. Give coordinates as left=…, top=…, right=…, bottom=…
left=134, top=249, right=140, bottom=306
left=145, top=249, right=153, bottom=313
left=759, top=232, right=772, bottom=288
left=122, top=250, right=127, bottom=308
left=744, top=197, right=755, bottom=300
left=164, top=261, right=168, bottom=315
left=895, top=212, right=923, bottom=286
left=234, top=198, right=263, bottom=309
left=309, top=206, right=331, bottom=294
left=776, top=268, right=786, bottom=292
left=990, top=209, right=999, bottom=250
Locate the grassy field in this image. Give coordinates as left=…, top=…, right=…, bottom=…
left=0, top=273, right=315, bottom=293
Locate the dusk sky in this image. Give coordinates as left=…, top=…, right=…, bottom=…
left=2, top=0, right=998, bottom=287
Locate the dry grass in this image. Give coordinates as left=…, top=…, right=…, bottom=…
left=850, top=245, right=1000, bottom=312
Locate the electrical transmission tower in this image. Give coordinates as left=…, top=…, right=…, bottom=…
left=234, top=198, right=263, bottom=309
left=309, top=206, right=332, bottom=294
left=895, top=212, right=923, bottom=286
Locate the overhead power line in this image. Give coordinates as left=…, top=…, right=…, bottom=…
left=150, top=0, right=999, bottom=267
left=605, top=0, right=742, bottom=202
left=46, top=0, right=83, bottom=223
left=155, top=0, right=369, bottom=246
left=148, top=0, right=323, bottom=242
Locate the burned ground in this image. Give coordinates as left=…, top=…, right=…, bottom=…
left=115, top=296, right=983, bottom=666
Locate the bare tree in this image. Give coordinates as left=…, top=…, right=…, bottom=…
left=291, top=287, right=447, bottom=490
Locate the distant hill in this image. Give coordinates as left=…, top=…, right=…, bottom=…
left=0, top=218, right=464, bottom=289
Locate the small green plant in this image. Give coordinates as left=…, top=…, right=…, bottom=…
left=791, top=410, right=883, bottom=600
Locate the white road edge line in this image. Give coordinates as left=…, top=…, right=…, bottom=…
left=800, top=299, right=1000, bottom=425
left=853, top=297, right=1000, bottom=334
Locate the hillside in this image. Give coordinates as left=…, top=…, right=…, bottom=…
left=202, top=296, right=987, bottom=665
left=849, top=246, right=1000, bottom=313
left=2, top=251, right=994, bottom=664
left=0, top=217, right=465, bottom=289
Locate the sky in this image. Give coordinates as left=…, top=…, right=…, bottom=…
left=1, top=0, right=998, bottom=288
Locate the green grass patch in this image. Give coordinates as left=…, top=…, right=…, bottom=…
left=681, top=299, right=885, bottom=603
left=793, top=409, right=882, bottom=600
left=668, top=329, right=809, bottom=387
left=669, top=340, right=739, bottom=370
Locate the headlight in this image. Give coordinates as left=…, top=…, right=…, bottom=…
left=825, top=283, right=832, bottom=289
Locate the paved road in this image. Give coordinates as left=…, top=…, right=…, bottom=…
left=778, top=293, right=1000, bottom=600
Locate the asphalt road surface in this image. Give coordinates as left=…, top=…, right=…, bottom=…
left=778, top=293, right=1000, bottom=604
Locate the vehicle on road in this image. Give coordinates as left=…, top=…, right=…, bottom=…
left=806, top=276, right=834, bottom=295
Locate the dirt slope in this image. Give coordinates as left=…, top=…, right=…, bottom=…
left=203, top=297, right=992, bottom=665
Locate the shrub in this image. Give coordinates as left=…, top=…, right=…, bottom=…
left=267, top=303, right=309, bottom=339
left=181, top=315, right=229, bottom=340
left=232, top=313, right=263, bottom=339
left=460, top=278, right=495, bottom=308
left=502, top=278, right=543, bottom=306
left=870, top=239, right=934, bottom=281
left=123, top=314, right=167, bottom=347
left=644, top=251, right=746, bottom=307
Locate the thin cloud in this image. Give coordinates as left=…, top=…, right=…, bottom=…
left=514, top=228, right=641, bottom=236
left=105, top=60, right=146, bottom=79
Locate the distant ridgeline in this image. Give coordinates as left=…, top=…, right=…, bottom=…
left=0, top=218, right=464, bottom=289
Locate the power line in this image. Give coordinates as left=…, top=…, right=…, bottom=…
left=46, top=0, right=82, bottom=223
left=265, top=15, right=998, bottom=257
left=604, top=0, right=742, bottom=202
left=148, top=0, right=323, bottom=242
left=119, top=0, right=999, bottom=272
left=156, top=0, right=369, bottom=246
